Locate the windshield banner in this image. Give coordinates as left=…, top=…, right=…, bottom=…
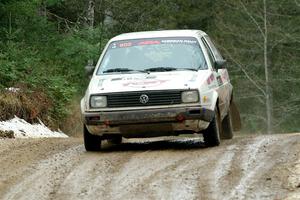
left=110, top=37, right=199, bottom=49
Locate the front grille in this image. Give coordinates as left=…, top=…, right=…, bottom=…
left=107, top=90, right=182, bottom=108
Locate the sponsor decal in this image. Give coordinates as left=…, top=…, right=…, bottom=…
left=207, top=74, right=215, bottom=85
left=138, top=40, right=161, bottom=45
left=161, top=39, right=197, bottom=45
left=109, top=37, right=199, bottom=49
left=119, top=42, right=132, bottom=48
left=123, top=79, right=168, bottom=88
left=202, top=96, right=208, bottom=103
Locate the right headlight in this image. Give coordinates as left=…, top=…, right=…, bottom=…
left=182, top=90, right=199, bottom=103
left=90, top=95, right=107, bottom=108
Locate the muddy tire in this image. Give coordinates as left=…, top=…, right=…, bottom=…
left=221, top=105, right=234, bottom=139
left=84, top=125, right=102, bottom=151
left=203, top=108, right=221, bottom=147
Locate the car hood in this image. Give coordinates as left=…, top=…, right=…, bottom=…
left=88, top=71, right=210, bottom=94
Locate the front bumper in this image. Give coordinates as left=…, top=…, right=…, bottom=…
left=83, top=106, right=214, bottom=126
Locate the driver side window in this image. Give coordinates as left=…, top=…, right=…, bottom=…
left=204, top=36, right=223, bottom=61
left=201, top=37, right=216, bottom=70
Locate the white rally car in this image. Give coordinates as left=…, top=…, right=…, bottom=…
left=81, top=30, right=241, bottom=151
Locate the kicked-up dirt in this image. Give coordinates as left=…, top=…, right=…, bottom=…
left=0, top=133, right=299, bottom=200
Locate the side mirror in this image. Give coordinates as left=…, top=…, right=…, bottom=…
left=215, top=59, right=227, bottom=69
left=85, top=65, right=95, bottom=76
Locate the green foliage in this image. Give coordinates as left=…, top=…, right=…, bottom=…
left=0, top=0, right=108, bottom=127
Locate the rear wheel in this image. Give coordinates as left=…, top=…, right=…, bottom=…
left=83, top=125, right=102, bottom=151
left=203, top=108, right=221, bottom=147
left=221, top=104, right=234, bottom=139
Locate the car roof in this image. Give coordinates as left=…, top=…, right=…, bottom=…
left=110, top=30, right=207, bottom=42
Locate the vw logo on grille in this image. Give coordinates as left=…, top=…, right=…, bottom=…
left=139, top=94, right=149, bottom=104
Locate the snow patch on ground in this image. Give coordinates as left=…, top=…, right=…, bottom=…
left=0, top=117, right=68, bottom=138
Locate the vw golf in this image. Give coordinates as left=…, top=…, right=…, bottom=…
left=81, top=30, right=241, bottom=151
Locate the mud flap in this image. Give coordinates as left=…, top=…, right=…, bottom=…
left=230, top=101, right=242, bottom=131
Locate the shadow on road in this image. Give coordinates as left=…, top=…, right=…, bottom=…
left=100, top=137, right=206, bottom=152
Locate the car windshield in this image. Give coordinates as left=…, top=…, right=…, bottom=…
left=97, top=37, right=207, bottom=74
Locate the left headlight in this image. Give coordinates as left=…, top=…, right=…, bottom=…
left=182, top=90, right=199, bottom=103
left=90, top=96, right=107, bottom=108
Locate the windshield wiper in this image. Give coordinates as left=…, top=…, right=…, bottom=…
left=145, top=67, right=198, bottom=72
left=145, top=67, right=177, bottom=72
left=103, top=68, right=147, bottom=74
left=103, top=67, right=199, bottom=74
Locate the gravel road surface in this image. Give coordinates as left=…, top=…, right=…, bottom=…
left=0, top=133, right=299, bottom=200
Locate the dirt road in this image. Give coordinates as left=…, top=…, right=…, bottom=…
left=0, top=133, right=299, bottom=200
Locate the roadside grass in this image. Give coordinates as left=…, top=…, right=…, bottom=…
left=60, top=96, right=83, bottom=137
left=0, top=89, right=54, bottom=127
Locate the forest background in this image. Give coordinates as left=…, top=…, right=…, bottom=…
left=0, top=0, right=299, bottom=135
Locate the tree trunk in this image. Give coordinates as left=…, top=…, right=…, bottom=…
left=263, top=0, right=272, bottom=134
left=86, top=0, right=95, bottom=28
left=38, top=1, right=47, bottom=18
left=86, top=0, right=95, bottom=67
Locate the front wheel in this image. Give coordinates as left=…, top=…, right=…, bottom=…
left=203, top=108, right=221, bottom=147
left=83, top=125, right=102, bottom=151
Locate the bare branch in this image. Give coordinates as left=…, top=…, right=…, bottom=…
left=47, top=11, right=77, bottom=25
left=220, top=46, right=267, bottom=97
left=239, top=0, right=265, bottom=38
